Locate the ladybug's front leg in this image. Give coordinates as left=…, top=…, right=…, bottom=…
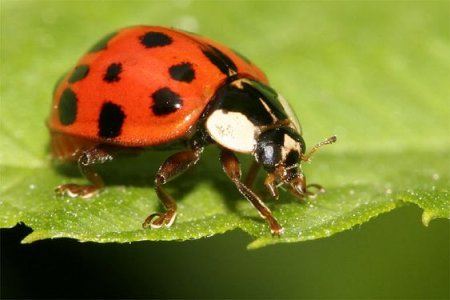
left=220, top=149, right=283, bottom=236
left=143, top=147, right=203, bottom=229
left=56, top=146, right=113, bottom=198
left=286, top=182, right=326, bottom=199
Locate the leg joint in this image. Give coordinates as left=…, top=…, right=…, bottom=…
left=155, top=174, right=166, bottom=185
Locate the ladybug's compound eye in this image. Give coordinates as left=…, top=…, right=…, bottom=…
left=254, top=140, right=281, bottom=172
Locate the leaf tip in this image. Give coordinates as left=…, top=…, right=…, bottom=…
left=247, top=238, right=270, bottom=250
left=421, top=210, right=438, bottom=227
left=21, top=230, right=49, bottom=244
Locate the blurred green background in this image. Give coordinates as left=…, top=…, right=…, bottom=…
left=1, top=0, right=448, bottom=298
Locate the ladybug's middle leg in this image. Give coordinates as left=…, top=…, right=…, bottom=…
left=143, top=147, right=203, bottom=229
left=244, top=162, right=280, bottom=200
left=220, top=149, right=283, bottom=236
left=244, top=161, right=261, bottom=187
left=56, top=146, right=113, bottom=198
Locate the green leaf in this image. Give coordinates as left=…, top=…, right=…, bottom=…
left=1, top=1, right=448, bottom=249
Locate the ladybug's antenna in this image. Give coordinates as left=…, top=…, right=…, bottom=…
left=301, top=135, right=337, bottom=162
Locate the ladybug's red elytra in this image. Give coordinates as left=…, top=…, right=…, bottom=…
left=49, top=26, right=336, bottom=235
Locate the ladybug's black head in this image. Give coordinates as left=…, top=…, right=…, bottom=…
left=254, top=126, right=308, bottom=196
left=255, top=127, right=337, bottom=198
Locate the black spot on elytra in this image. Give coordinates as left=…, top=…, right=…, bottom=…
left=88, top=31, right=117, bottom=53
left=151, top=87, right=183, bottom=116
left=103, top=63, right=122, bottom=83
left=58, top=88, right=77, bottom=125
left=169, top=62, right=195, bottom=83
left=68, top=65, right=90, bottom=83
left=202, top=45, right=237, bottom=76
left=140, top=31, right=172, bottom=48
left=98, top=102, right=125, bottom=138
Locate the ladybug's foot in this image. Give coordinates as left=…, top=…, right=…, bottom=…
left=54, top=146, right=108, bottom=199
left=142, top=211, right=177, bottom=229
left=305, top=183, right=325, bottom=198
left=144, top=148, right=202, bottom=231
left=55, top=184, right=99, bottom=198
left=270, top=220, right=284, bottom=237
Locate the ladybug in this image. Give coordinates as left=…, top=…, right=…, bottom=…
left=49, top=26, right=336, bottom=235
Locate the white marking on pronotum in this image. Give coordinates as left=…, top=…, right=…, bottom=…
left=284, top=133, right=299, bottom=151
left=206, top=109, right=259, bottom=153
left=281, top=133, right=301, bottom=161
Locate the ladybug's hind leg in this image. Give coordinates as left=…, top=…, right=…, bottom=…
left=56, top=146, right=113, bottom=198
left=143, top=147, right=203, bottom=229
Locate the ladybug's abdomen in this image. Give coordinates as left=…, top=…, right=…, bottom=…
left=49, top=26, right=268, bottom=149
